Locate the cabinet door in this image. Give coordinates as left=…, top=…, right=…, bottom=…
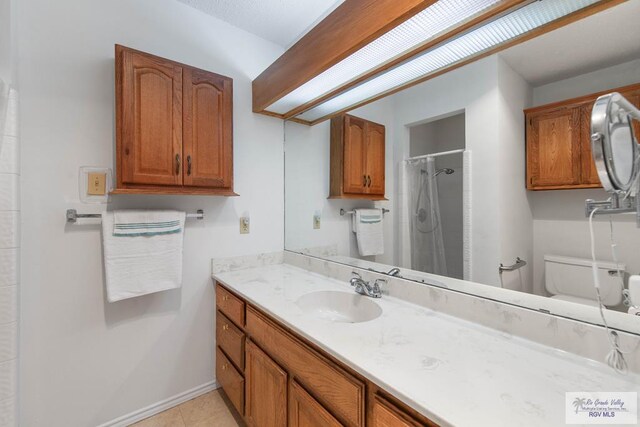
left=365, top=122, right=385, bottom=195
left=371, top=396, right=425, bottom=427
left=216, top=347, right=244, bottom=416
left=527, top=107, right=581, bottom=189
left=245, top=340, right=287, bottom=427
left=289, top=380, right=343, bottom=427
left=119, top=47, right=183, bottom=186
left=579, top=102, right=602, bottom=186
left=183, top=67, right=233, bottom=188
left=343, top=116, right=368, bottom=194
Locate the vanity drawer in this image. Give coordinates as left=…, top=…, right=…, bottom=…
left=371, top=395, right=433, bottom=427
left=216, top=283, right=245, bottom=327
left=246, top=306, right=365, bottom=427
left=216, top=346, right=244, bottom=416
left=217, top=310, right=245, bottom=370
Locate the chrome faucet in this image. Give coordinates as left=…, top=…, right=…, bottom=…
left=386, top=267, right=401, bottom=277
left=350, top=272, right=384, bottom=298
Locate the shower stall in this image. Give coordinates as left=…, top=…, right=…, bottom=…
left=402, top=113, right=466, bottom=280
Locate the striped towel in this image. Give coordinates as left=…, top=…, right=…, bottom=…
left=113, top=210, right=185, bottom=236
left=352, top=208, right=384, bottom=256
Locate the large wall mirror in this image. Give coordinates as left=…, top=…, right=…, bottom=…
left=284, top=1, right=640, bottom=334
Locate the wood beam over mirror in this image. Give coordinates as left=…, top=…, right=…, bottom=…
left=252, top=0, right=437, bottom=114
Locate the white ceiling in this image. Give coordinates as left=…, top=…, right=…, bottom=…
left=500, top=1, right=640, bottom=86
left=178, top=0, right=344, bottom=47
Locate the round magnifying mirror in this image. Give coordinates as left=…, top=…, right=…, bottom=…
left=591, top=93, right=640, bottom=193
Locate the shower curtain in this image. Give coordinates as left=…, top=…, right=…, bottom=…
left=407, top=157, right=447, bottom=275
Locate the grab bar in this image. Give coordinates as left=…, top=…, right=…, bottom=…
left=499, top=257, right=527, bottom=274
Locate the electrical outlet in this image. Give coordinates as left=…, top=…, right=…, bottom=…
left=87, top=172, right=106, bottom=195
left=240, top=217, right=250, bottom=234
left=313, top=215, right=321, bottom=229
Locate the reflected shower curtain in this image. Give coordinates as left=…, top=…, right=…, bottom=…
left=407, top=157, right=447, bottom=275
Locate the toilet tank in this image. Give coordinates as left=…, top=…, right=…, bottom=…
left=544, top=255, right=624, bottom=306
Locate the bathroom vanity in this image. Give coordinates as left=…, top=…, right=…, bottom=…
left=215, top=280, right=435, bottom=427
left=213, top=260, right=640, bottom=427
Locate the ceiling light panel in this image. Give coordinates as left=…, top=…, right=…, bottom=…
left=298, top=0, right=600, bottom=122
left=268, top=0, right=501, bottom=115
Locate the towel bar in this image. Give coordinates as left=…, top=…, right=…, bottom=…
left=66, top=209, right=204, bottom=223
left=340, top=208, right=390, bottom=216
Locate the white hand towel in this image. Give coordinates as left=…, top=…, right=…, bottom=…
left=102, top=210, right=186, bottom=302
left=352, top=208, right=384, bottom=256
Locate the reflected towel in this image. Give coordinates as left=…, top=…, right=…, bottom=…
left=352, top=208, right=384, bottom=256
left=102, top=210, right=186, bottom=302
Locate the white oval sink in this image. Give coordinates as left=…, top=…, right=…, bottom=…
left=296, top=291, right=382, bottom=323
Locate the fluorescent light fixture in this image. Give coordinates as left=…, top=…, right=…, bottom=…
left=297, top=0, right=601, bottom=122
left=268, top=0, right=501, bottom=115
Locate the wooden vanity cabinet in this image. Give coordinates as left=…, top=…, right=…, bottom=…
left=289, top=379, right=343, bottom=427
left=525, top=83, right=640, bottom=190
left=330, top=114, right=386, bottom=200
left=214, top=282, right=438, bottom=427
left=115, top=45, right=236, bottom=195
left=245, top=340, right=288, bottom=427
left=371, top=396, right=426, bottom=427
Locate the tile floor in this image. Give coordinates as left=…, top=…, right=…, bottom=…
left=130, top=389, right=243, bottom=427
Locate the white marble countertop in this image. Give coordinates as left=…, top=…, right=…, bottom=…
left=213, top=263, right=640, bottom=427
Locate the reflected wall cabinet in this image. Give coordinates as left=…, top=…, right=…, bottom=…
left=525, top=83, right=640, bottom=191
left=114, top=45, right=236, bottom=195
left=330, top=114, right=386, bottom=200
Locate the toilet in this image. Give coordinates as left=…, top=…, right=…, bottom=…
left=544, top=255, right=625, bottom=307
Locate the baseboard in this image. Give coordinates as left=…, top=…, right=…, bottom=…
left=97, top=381, right=219, bottom=427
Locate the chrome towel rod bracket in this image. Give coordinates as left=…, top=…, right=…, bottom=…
left=498, top=257, right=527, bottom=274
left=340, top=208, right=390, bottom=216
left=66, top=209, right=204, bottom=223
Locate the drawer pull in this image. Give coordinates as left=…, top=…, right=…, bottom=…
left=223, top=324, right=229, bottom=331
left=223, top=295, right=229, bottom=301
left=222, top=363, right=228, bottom=371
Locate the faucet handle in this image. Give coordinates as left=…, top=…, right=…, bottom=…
left=351, top=271, right=362, bottom=279
left=373, top=278, right=386, bottom=293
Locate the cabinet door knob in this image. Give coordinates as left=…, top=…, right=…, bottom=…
left=175, top=154, right=181, bottom=175
left=223, top=324, right=229, bottom=331
left=222, top=363, right=227, bottom=371
left=187, top=155, right=192, bottom=176
left=222, top=295, right=229, bottom=301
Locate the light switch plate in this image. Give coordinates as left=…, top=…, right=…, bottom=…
left=87, top=172, right=106, bottom=195
left=79, top=167, right=112, bottom=204
left=240, top=217, right=250, bottom=234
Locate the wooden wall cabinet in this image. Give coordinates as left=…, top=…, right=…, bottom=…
left=215, top=282, right=437, bottom=427
left=115, top=45, right=236, bottom=195
left=525, top=83, right=640, bottom=191
left=330, top=114, right=386, bottom=200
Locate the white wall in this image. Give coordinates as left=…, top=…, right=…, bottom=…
left=17, top=1, right=284, bottom=426
left=496, top=58, right=534, bottom=293
left=0, top=82, right=19, bottom=427
left=284, top=97, right=395, bottom=265
left=532, top=58, right=640, bottom=106
left=0, top=0, right=18, bottom=424
left=530, top=58, right=640, bottom=297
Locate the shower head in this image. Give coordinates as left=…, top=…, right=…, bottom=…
left=434, top=168, right=454, bottom=177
